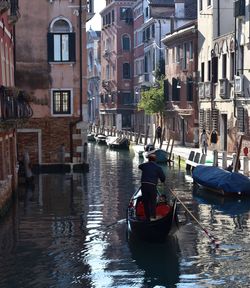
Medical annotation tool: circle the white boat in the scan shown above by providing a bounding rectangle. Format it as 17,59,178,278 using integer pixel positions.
94,134,107,145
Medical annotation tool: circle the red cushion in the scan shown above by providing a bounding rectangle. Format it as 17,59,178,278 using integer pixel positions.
136,201,145,217
156,204,170,216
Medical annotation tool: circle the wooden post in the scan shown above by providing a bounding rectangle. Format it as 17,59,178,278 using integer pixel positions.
213,150,218,166
243,156,249,176
234,135,243,172
144,125,150,146
222,151,227,169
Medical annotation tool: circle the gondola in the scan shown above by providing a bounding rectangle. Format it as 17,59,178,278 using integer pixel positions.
127,188,178,242
192,165,250,197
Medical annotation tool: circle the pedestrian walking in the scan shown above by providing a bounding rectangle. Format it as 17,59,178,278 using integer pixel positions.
156,126,162,144
138,153,165,221
210,130,218,151
200,129,208,155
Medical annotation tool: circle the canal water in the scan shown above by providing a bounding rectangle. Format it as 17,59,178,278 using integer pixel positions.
0,143,250,287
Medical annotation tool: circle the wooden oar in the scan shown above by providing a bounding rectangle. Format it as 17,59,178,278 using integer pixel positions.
106,218,126,228
168,188,220,248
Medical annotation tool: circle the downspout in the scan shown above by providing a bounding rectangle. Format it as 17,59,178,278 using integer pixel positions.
79,0,83,121
234,10,237,118
217,0,220,37
70,0,83,162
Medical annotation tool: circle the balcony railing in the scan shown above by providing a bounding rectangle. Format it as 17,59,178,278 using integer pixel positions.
0,86,33,122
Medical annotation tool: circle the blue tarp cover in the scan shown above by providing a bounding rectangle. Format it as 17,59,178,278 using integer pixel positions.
192,165,250,195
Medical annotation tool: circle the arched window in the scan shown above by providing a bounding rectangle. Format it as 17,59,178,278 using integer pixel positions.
122,35,130,51
48,18,75,62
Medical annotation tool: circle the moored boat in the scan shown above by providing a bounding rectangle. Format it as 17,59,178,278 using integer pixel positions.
192,165,250,196
143,148,170,163
108,136,130,150
94,134,107,145
87,133,96,142
127,188,178,242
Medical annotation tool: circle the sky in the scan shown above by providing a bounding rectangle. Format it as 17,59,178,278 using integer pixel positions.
86,0,106,31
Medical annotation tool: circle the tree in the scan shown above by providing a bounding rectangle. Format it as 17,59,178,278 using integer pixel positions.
138,78,165,123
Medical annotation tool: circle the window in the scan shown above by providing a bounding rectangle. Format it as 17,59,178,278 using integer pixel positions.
48,18,75,62
208,60,211,81
189,42,193,60
164,79,169,101
122,35,130,51
120,7,131,20
187,77,193,101
176,46,181,62
52,90,71,115
121,92,133,105
152,24,155,38
123,63,131,79
222,54,227,78
212,56,218,83
201,62,205,82
230,52,235,80
183,43,188,69
172,78,180,101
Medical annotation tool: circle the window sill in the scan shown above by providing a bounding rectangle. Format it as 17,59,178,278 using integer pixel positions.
52,113,73,117
49,61,75,65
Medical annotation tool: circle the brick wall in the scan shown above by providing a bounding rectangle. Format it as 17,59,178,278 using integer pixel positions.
17,117,82,165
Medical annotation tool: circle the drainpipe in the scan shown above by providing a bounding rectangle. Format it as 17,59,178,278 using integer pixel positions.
79,0,83,121
234,10,237,118
217,0,220,37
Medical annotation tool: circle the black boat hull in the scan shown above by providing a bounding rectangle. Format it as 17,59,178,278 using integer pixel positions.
127,191,177,243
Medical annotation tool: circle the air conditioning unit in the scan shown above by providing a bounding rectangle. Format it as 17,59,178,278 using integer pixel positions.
204,82,212,97
198,83,205,98
234,75,243,94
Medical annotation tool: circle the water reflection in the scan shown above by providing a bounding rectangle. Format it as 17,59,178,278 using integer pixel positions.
128,236,180,287
0,143,250,287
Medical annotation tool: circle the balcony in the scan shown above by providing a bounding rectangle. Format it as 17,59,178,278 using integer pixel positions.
0,86,33,123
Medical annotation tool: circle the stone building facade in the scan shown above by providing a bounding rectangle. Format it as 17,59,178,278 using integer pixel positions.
15,0,91,167
162,20,198,146
0,0,21,216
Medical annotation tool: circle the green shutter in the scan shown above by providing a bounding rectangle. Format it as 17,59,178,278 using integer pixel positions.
47,33,54,62
69,33,76,62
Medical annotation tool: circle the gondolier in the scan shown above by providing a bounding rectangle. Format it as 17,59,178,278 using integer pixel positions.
138,153,165,221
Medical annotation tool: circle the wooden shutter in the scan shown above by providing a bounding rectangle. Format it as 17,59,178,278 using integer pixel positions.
69,33,76,62
47,33,54,62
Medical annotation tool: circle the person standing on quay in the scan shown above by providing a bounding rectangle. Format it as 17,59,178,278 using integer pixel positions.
156,126,162,144
138,153,165,221
200,129,208,155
